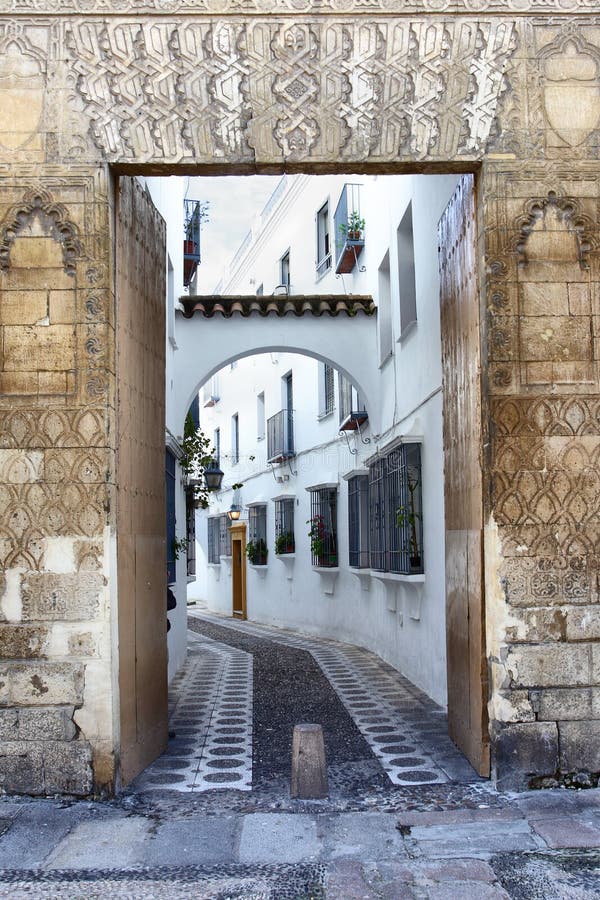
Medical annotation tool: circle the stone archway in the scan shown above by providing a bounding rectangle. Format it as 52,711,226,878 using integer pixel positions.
0,5,599,794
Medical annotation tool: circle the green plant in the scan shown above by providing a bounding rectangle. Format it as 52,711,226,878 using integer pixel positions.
275,531,295,555
172,536,188,560
246,538,268,565
339,210,365,240
307,515,336,565
180,412,215,508
396,476,421,563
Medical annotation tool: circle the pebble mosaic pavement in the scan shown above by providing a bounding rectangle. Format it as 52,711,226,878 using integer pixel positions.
135,610,479,796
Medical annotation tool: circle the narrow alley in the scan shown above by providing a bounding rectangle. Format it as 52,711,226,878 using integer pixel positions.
0,612,599,898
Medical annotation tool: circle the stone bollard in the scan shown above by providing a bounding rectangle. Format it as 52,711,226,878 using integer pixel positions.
290,724,328,799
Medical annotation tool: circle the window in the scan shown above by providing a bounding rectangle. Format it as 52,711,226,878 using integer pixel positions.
219,514,232,557
348,475,369,568
166,448,176,583
318,363,335,417
316,201,331,278
213,428,220,465
397,202,417,336
186,492,196,577
368,443,423,575
257,392,265,441
231,413,239,465
378,249,393,364
248,505,267,565
274,498,295,554
280,250,290,288
339,374,352,425
207,517,220,564
308,487,338,568
203,375,219,407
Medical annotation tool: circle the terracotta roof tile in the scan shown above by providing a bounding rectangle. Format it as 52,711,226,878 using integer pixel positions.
179,295,375,319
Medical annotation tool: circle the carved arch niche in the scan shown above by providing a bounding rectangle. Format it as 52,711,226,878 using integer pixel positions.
0,189,81,399
515,192,598,392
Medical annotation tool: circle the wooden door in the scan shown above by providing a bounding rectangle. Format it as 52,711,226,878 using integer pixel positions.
438,174,490,776
231,522,247,619
115,177,168,784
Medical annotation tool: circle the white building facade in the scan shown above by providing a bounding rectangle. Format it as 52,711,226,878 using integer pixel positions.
189,172,460,707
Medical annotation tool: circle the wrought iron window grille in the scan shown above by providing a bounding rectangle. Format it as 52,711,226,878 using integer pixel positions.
308,487,338,568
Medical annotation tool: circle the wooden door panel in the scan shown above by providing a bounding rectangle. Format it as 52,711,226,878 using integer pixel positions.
116,177,168,785
439,174,489,777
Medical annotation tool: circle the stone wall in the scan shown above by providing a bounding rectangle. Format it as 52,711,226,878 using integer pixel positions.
0,3,599,793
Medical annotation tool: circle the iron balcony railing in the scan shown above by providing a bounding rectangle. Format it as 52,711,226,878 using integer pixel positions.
267,409,295,463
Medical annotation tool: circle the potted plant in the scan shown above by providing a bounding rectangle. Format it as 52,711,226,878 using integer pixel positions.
246,538,268,565
339,210,365,241
396,476,422,571
307,514,337,567
275,531,295,555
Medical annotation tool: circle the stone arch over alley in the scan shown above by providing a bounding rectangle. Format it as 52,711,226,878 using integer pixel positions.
0,2,599,796
173,294,380,436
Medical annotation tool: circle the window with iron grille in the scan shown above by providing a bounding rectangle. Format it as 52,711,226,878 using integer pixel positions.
318,363,335,417
248,505,268,564
348,475,369,568
308,488,338,567
219,514,232,557
207,517,220,564
368,444,423,575
186,492,196,577
231,413,239,465
339,374,353,424
166,449,177,583
274,498,295,554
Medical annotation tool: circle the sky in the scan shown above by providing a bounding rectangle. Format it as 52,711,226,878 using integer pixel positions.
186,175,279,294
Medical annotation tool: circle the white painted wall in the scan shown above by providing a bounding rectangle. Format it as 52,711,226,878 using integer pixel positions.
188,172,460,707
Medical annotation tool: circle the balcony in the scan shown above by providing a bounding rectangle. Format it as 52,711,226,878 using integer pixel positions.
183,199,203,288
334,184,365,275
267,409,295,463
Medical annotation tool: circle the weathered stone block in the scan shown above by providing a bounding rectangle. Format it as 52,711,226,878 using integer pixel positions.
567,607,600,642
41,741,93,795
21,573,103,621
493,722,558,790
506,644,592,688
18,706,77,741
559,721,600,773
538,688,594,721
0,742,44,794
0,624,48,658
0,708,18,740
0,291,48,325
0,661,84,706
505,607,566,643
3,324,75,372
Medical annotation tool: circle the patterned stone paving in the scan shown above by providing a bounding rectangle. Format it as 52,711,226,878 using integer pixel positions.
133,632,252,793
188,610,468,787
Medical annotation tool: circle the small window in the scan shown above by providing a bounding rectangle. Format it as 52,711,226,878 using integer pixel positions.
397,203,417,336
231,413,239,465
308,487,338,568
166,449,177,583
348,475,369,568
207,517,220,564
378,249,393,364
248,505,268,565
318,363,335,417
203,375,220,407
213,428,220,465
280,250,290,288
219,514,232,557
316,202,331,278
274,498,295,554
257,392,265,441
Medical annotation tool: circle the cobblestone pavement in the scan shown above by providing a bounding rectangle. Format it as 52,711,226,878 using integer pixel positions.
1,611,599,897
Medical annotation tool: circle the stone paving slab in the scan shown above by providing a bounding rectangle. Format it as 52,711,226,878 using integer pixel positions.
530,816,600,850
321,812,405,861
239,813,320,864
0,802,87,869
405,819,544,859
46,816,154,869
141,815,240,866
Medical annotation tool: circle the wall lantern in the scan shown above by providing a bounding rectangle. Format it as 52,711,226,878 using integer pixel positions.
204,459,224,492
227,503,242,521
